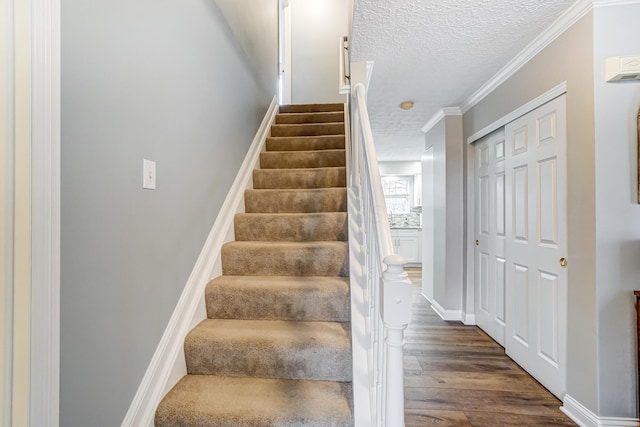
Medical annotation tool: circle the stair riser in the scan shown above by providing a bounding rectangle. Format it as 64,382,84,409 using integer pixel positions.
185,344,352,382
205,279,350,321
271,123,345,137
184,324,352,381
275,112,344,124
155,377,354,427
266,136,345,151
244,189,347,213
221,243,349,276
253,168,346,190
279,103,344,113
234,213,348,241
260,151,345,169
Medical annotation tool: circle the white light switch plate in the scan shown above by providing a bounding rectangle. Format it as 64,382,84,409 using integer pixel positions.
143,159,156,190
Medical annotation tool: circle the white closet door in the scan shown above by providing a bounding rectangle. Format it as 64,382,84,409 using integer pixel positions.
504,95,567,398
474,130,506,346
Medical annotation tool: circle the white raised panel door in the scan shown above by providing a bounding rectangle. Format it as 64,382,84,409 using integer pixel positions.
474,130,506,346
504,95,567,399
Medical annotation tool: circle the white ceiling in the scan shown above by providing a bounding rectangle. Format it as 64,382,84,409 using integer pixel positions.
351,0,576,161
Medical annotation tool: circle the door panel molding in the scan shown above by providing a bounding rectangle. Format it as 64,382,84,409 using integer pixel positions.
473,129,506,345
505,95,567,399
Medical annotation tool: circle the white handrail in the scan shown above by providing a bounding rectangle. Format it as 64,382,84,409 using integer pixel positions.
352,84,393,259
348,81,412,427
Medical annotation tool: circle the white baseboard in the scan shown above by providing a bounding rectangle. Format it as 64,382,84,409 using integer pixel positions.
561,394,640,427
430,300,463,322
121,97,279,427
462,312,476,325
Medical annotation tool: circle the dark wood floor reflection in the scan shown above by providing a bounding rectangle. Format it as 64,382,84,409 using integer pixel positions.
404,268,576,427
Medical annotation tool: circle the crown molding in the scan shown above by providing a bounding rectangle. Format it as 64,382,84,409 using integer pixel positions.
421,106,462,134
416,0,639,136
593,0,640,6
442,107,463,116
421,109,444,133
461,0,592,113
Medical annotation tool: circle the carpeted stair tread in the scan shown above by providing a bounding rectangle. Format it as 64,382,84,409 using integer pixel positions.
155,375,353,427
221,241,348,276
184,319,352,380
270,122,345,137
244,188,347,213
253,167,346,189
205,275,350,321
279,103,344,113
234,212,348,241
266,135,345,151
275,111,344,124
260,149,346,169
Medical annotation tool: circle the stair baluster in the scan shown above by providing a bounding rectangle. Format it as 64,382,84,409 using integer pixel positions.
348,78,412,426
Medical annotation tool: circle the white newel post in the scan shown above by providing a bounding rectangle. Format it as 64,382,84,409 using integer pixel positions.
381,255,412,427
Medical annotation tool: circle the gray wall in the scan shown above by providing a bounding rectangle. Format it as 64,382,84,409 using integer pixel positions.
214,0,279,98
290,0,348,104
426,120,447,306
593,4,640,418
60,0,273,425
464,13,598,413
425,115,464,312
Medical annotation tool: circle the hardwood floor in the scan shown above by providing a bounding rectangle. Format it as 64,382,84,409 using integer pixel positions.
403,268,576,426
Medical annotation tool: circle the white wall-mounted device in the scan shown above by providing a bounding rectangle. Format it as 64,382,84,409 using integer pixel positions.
605,55,640,82
143,159,156,190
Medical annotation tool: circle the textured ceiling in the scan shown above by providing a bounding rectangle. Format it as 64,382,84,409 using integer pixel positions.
351,0,576,161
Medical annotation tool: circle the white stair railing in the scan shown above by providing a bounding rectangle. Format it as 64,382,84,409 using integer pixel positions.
347,81,413,426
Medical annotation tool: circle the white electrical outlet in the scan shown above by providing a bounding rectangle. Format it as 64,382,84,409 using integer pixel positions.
143,159,156,190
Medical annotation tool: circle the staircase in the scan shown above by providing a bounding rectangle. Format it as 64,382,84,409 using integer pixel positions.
155,103,353,426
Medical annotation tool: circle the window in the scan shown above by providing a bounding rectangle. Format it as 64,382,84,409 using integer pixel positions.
382,176,413,214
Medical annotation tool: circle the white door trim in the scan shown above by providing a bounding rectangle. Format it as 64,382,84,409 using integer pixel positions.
278,0,292,104
467,81,567,144
30,0,61,425
1,0,17,422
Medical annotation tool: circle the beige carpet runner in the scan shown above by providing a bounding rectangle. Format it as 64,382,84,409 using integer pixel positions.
155,103,353,426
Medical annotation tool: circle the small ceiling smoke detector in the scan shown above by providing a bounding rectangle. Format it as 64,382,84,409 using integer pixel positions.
399,101,414,110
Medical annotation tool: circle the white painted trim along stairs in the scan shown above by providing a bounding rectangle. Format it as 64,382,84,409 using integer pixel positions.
121,97,279,427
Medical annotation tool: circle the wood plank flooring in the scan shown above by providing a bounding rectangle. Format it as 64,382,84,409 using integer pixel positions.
404,268,576,426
